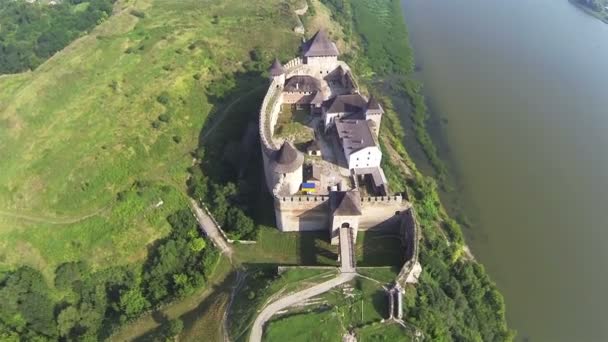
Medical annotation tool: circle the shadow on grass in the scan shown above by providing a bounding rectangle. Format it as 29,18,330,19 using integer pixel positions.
359,229,404,267
133,270,238,342
298,231,338,266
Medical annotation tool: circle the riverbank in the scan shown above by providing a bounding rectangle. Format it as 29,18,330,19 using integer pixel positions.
569,0,608,23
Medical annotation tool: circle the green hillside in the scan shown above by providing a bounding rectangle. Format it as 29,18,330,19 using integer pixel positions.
0,0,299,274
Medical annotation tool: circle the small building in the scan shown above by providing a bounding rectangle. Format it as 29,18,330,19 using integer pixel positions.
322,94,368,128
335,120,382,170
282,75,323,113
329,190,362,245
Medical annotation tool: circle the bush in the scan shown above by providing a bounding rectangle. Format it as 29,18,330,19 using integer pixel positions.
156,91,170,105
172,135,182,144
158,113,170,123
130,9,146,19
151,121,161,129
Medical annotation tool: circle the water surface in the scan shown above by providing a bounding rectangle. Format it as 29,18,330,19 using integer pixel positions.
401,0,608,340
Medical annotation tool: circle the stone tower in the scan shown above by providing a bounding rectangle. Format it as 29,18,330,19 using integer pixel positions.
268,58,286,86
269,141,304,195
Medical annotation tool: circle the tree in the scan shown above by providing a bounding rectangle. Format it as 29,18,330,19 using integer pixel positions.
119,287,149,320
189,237,206,252
166,318,183,338
55,261,86,290
57,306,80,338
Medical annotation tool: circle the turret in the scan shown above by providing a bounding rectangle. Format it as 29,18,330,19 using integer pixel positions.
301,29,340,72
268,58,286,86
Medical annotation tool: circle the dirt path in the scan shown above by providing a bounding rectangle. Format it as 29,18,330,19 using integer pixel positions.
248,272,356,342
0,207,107,225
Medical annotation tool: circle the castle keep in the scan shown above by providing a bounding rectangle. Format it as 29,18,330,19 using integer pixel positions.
259,30,412,244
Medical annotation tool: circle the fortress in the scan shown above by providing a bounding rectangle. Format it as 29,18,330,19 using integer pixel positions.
259,30,413,245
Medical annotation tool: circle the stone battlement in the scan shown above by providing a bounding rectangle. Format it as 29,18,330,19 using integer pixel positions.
361,195,403,203
277,195,330,203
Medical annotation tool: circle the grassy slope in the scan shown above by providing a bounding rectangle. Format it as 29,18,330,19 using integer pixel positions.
0,0,300,277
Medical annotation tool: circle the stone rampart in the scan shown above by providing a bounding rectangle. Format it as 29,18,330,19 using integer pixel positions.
274,195,330,231
358,195,411,231
396,208,421,286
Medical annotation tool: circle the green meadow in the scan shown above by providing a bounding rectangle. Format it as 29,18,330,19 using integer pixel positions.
0,0,302,276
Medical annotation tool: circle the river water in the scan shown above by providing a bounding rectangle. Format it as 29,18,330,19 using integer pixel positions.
400,0,608,340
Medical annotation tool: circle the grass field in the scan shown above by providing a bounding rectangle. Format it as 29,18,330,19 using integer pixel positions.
0,0,303,277
234,227,338,266
355,231,404,267
356,322,412,342
264,310,343,342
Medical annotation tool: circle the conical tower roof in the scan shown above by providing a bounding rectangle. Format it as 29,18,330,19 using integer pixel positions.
367,96,381,110
269,141,304,173
302,29,339,57
269,58,285,76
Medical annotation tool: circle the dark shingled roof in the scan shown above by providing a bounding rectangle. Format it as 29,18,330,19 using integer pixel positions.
269,58,285,76
335,119,378,153
331,191,362,216
302,30,340,57
323,94,367,114
367,96,381,110
269,141,304,173
284,75,322,93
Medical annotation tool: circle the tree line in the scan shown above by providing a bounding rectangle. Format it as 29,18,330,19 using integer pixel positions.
0,184,218,341
0,0,116,75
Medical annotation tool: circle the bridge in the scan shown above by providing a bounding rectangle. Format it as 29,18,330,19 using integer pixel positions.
339,226,356,273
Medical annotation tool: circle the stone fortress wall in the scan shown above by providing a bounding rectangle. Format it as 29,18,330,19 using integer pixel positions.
273,194,411,232
258,36,411,233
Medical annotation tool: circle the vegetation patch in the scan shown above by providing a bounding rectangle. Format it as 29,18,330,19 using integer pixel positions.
264,309,343,342
0,0,116,74
228,267,337,342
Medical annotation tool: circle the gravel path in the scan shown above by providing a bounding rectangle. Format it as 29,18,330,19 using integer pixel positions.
248,272,356,342
189,199,232,257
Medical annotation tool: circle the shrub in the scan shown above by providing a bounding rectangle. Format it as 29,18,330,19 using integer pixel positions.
156,91,170,105
151,121,161,129
130,10,146,19
193,73,202,80
158,113,170,123
172,135,182,144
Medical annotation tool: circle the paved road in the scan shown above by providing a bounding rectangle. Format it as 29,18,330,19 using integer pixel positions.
248,272,356,342
189,199,232,257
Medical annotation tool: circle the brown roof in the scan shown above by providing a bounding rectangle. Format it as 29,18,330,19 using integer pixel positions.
310,91,324,104
270,141,304,173
335,119,378,153
302,30,340,57
331,191,362,216
284,75,322,93
269,58,285,76
365,96,383,114
323,94,367,114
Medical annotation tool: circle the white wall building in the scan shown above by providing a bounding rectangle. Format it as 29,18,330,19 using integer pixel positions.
335,120,382,170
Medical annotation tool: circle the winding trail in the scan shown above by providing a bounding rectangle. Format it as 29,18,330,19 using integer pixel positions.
248,272,356,342
0,207,107,225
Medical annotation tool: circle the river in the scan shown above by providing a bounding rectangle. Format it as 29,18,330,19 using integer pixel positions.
400,0,608,340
